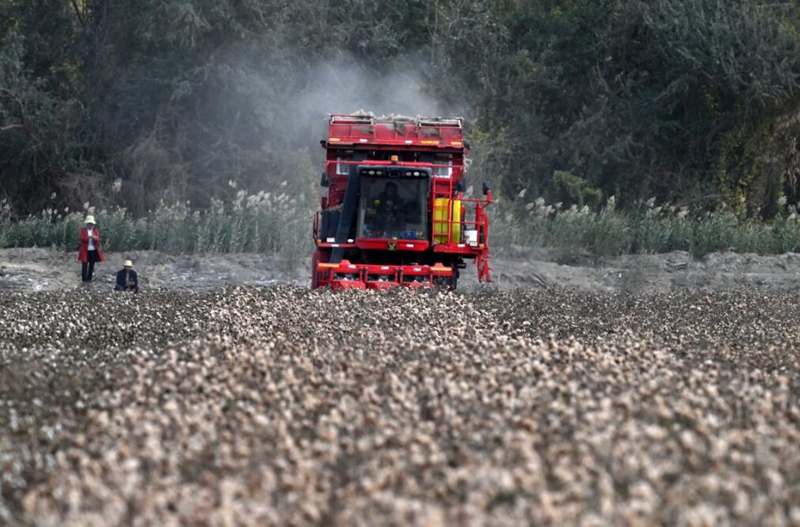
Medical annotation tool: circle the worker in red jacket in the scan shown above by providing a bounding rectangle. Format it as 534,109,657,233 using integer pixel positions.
78,215,105,284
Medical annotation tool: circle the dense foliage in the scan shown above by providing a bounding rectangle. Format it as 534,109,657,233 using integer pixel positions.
1,0,800,219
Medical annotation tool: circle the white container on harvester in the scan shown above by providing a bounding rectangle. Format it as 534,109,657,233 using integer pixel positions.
465,230,478,246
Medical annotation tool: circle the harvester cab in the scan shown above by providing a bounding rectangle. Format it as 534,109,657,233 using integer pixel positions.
311,113,492,290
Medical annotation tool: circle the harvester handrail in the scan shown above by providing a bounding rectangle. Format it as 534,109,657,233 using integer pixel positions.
431,194,492,248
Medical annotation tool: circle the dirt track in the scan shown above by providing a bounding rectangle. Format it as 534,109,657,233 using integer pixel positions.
2,287,799,526
2,247,800,292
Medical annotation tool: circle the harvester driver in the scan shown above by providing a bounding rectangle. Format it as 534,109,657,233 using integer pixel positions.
375,181,406,234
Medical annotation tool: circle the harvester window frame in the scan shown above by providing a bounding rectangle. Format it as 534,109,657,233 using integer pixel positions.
433,154,453,178
356,173,429,241
335,152,353,175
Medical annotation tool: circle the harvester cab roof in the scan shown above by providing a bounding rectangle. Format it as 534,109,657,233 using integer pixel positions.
311,113,492,290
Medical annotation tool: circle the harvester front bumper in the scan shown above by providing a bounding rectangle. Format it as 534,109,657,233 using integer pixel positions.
316,260,454,290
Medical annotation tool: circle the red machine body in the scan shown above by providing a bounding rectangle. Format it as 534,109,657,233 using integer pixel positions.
311,113,492,290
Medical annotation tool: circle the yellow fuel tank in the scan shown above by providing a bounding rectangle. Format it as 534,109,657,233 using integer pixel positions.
433,198,461,244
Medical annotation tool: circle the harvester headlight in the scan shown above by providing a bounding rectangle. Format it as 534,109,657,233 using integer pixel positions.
413,171,420,176
369,170,375,175
376,170,383,175
405,171,412,176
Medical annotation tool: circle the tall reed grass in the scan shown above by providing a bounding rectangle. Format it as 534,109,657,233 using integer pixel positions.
491,195,800,258
0,190,313,259
2,193,800,259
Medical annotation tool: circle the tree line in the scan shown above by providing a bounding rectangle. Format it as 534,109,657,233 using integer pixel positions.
1,0,799,218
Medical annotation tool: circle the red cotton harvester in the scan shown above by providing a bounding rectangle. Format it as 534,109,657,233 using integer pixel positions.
311,113,493,290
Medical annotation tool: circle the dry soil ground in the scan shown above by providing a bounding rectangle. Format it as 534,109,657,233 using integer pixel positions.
1,286,799,526
3,247,800,292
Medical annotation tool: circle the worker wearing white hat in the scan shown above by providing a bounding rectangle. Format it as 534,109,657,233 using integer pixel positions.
115,259,139,293
78,215,105,284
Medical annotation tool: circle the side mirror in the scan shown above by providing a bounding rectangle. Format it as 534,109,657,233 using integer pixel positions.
482,181,491,196
320,172,329,187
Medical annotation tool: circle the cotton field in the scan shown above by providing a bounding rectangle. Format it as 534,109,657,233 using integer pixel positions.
2,288,799,526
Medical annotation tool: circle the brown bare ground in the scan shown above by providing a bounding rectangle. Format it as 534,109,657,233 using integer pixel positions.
2,247,800,292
